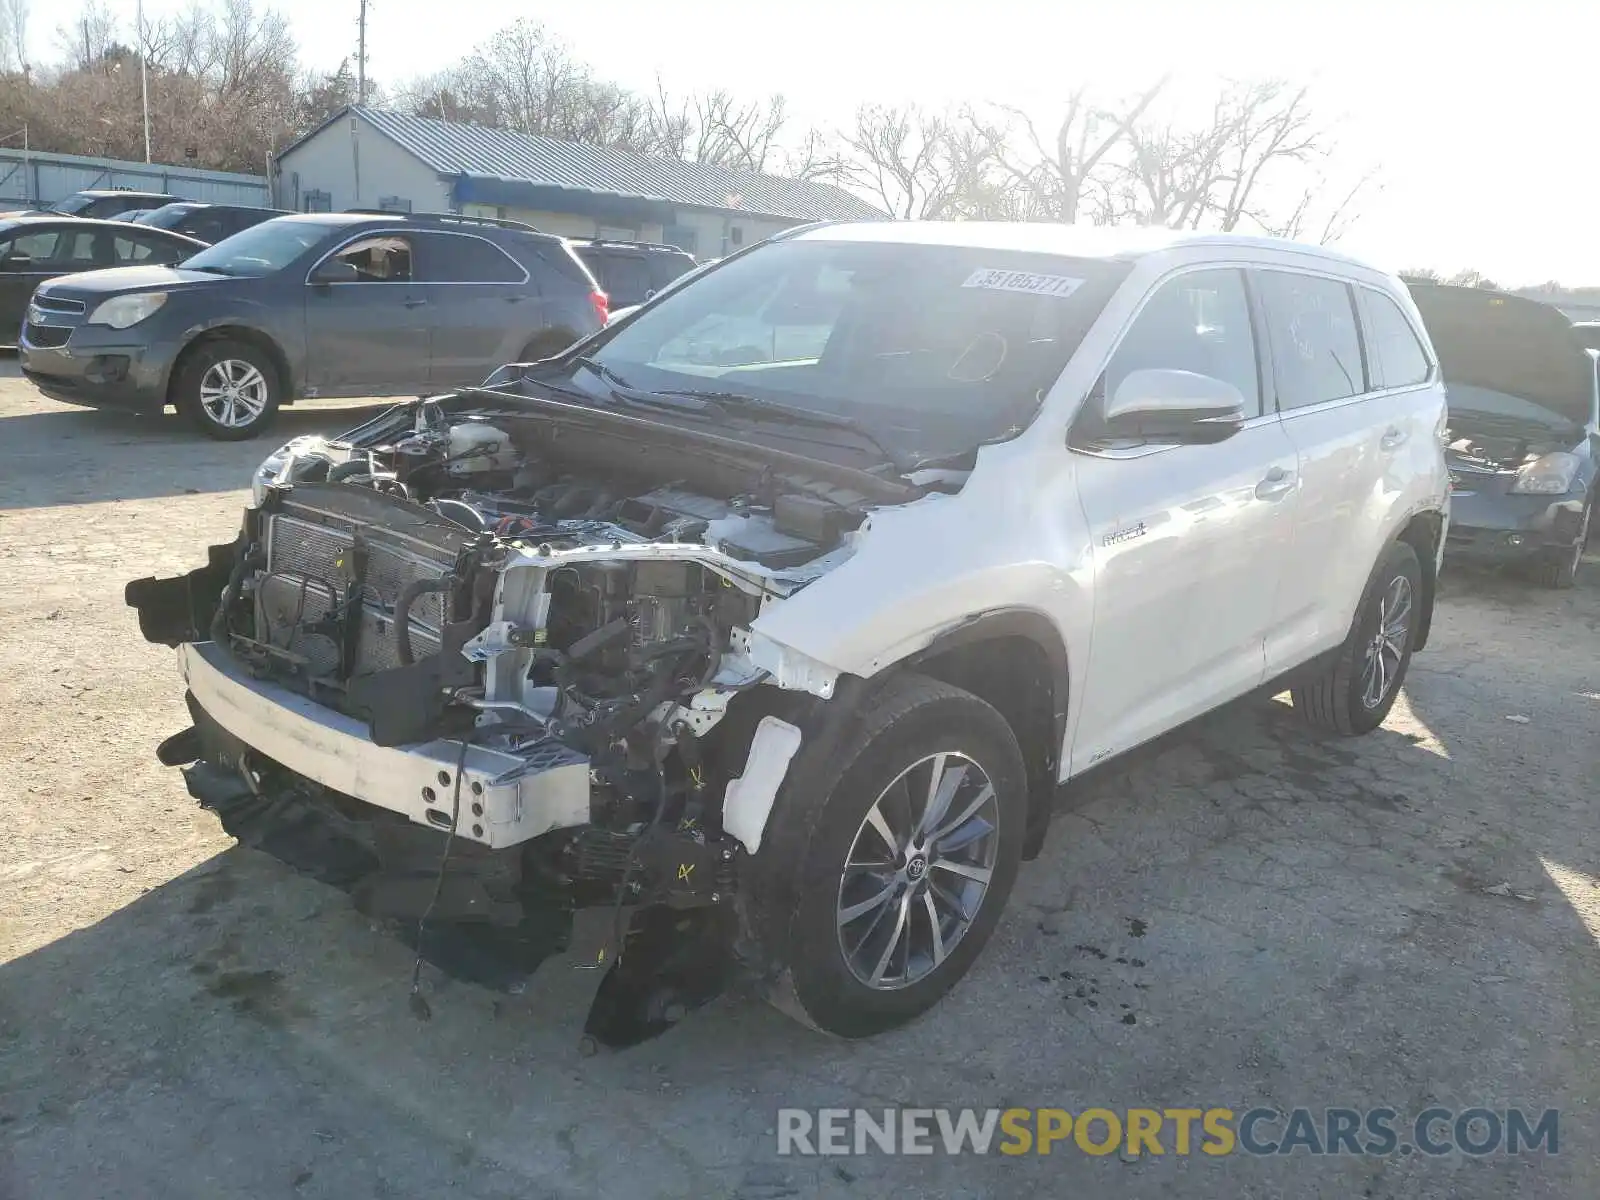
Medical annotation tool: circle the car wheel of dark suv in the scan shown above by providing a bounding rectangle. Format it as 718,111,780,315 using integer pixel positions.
173,338,282,440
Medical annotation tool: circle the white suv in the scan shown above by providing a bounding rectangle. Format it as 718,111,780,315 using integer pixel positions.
129,222,1450,1045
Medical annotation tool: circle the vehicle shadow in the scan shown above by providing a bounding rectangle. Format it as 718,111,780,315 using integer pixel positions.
4,601,1598,1198
0,402,394,510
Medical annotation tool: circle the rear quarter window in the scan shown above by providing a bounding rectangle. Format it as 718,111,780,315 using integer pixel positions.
539,241,599,290
1361,288,1432,389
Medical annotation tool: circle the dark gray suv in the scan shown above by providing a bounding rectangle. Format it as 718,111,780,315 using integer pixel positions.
20,212,607,439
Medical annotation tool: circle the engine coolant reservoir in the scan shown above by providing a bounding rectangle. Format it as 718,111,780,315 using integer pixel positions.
447,422,517,473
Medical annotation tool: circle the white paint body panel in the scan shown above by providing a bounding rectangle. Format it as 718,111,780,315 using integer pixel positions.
744,228,1451,783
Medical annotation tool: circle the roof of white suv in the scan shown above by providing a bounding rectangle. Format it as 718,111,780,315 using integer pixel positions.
797,220,1376,271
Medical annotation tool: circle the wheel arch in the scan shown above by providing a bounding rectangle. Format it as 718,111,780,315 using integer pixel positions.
167,325,294,407
520,327,579,360
1395,508,1444,651
896,609,1069,860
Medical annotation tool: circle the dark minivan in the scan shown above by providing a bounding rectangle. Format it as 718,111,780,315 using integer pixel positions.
134,202,291,245
21,212,607,439
569,238,697,309
44,190,186,219
1411,283,1598,587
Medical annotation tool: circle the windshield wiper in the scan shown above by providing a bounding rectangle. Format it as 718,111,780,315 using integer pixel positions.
572,356,723,413
638,386,905,467
571,359,905,470
572,356,643,395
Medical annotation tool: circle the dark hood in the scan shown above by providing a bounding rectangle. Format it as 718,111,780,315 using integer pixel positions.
34,265,225,298
1408,283,1595,429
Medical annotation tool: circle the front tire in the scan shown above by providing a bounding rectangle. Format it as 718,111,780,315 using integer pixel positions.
1290,540,1421,735
753,675,1027,1038
173,338,282,440
1527,499,1590,589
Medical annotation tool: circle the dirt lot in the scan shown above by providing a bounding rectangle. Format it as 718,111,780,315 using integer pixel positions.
1,374,1598,1199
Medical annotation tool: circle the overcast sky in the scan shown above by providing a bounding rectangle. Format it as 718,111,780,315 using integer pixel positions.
89,0,1600,285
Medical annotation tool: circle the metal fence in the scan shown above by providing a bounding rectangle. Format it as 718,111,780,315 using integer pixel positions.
0,147,270,210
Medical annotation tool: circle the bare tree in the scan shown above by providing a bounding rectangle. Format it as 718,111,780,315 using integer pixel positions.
981,79,1168,223
775,126,846,184
55,0,117,71
1207,82,1323,232
647,86,789,172
1085,79,1368,242
0,0,28,74
1268,166,1379,245
400,19,655,150
838,103,1004,219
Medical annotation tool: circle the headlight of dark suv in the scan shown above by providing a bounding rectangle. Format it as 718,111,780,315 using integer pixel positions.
87,292,167,330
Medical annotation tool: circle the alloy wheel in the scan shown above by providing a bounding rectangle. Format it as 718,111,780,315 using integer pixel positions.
1360,574,1413,709
836,752,1001,991
199,359,270,428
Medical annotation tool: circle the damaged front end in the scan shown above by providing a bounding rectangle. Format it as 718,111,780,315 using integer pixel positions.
127,393,905,1047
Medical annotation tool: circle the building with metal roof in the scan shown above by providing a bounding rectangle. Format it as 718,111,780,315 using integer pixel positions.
272,106,884,259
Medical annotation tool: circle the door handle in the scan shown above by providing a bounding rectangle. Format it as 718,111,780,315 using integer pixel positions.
1255,468,1296,501
404,297,428,309
503,295,524,303
1380,427,1408,450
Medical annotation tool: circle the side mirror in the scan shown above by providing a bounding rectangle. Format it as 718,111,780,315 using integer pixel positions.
310,259,361,285
1102,368,1246,444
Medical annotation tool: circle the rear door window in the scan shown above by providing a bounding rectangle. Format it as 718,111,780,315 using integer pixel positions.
602,254,651,306
3,230,62,267
417,232,524,283
185,213,229,244
1361,289,1432,389
53,229,112,270
114,232,189,265
1256,270,1366,409
650,255,695,294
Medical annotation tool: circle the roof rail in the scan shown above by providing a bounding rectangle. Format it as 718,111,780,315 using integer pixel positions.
569,237,691,254
341,208,539,232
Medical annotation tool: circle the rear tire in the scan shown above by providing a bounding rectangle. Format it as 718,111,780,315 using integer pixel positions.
751,674,1027,1038
1290,540,1421,735
172,338,281,441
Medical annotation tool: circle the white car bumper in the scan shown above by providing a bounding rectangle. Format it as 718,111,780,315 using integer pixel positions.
179,640,591,848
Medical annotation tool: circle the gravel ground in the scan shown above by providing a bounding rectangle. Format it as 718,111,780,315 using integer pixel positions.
2,376,1598,1200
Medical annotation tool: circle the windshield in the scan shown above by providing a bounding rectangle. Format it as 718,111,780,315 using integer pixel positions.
556,237,1128,460
48,194,94,215
138,205,192,230
181,218,341,277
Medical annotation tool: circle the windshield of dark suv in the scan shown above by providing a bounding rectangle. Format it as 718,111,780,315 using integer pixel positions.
47,194,96,215
138,204,198,230
181,218,343,277
558,237,1128,461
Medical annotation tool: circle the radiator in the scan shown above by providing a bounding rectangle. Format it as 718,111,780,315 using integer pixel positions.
258,507,456,678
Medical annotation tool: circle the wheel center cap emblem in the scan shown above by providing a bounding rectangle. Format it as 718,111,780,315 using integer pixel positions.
906,855,928,881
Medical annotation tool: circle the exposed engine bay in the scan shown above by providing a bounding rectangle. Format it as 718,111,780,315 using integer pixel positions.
1445,424,1571,474
127,393,919,1047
